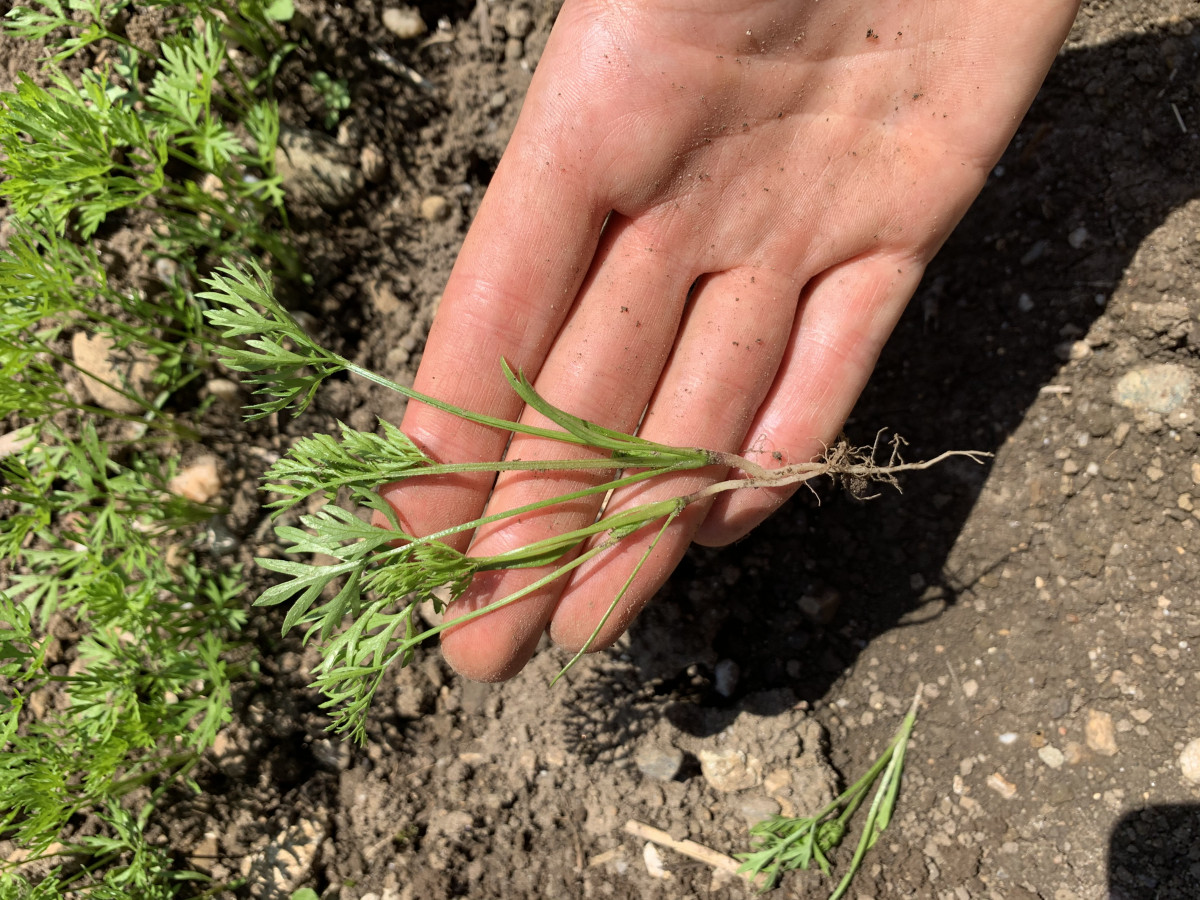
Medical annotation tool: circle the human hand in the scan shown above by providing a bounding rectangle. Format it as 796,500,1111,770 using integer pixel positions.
382,0,1081,681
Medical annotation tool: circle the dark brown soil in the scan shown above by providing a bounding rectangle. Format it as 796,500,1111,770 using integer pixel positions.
10,1,1200,898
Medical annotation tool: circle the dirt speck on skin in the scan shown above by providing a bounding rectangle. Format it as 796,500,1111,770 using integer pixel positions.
10,0,1200,898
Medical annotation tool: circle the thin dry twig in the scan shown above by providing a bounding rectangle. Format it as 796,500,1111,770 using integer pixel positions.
624,819,769,889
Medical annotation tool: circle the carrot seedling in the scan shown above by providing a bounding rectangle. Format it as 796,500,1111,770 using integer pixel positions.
206,265,983,746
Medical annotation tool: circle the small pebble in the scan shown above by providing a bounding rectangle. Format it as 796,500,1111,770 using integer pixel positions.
382,6,427,39
634,744,683,782
1055,340,1091,361
961,678,979,699
1179,738,1200,784
153,256,180,284
204,377,240,406
1068,226,1089,249
1017,293,1035,312
336,115,362,147
798,588,841,625
1113,364,1194,415
71,331,155,414
642,842,670,880
205,517,238,557
1038,745,1065,769
169,457,222,504
1085,709,1118,757
420,195,450,221
360,144,387,183
986,773,1018,799
698,748,757,793
713,659,739,697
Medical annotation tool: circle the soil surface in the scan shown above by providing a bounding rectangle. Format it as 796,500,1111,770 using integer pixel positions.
10,1,1200,898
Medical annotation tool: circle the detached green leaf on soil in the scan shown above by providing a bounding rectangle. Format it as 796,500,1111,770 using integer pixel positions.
738,685,923,895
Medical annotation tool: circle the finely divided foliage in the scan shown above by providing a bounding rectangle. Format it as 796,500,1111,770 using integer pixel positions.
0,0,292,895
202,263,715,737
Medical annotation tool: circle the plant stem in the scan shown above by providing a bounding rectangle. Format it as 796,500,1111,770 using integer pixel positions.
828,684,922,900
550,508,679,684
340,357,639,448
383,537,618,653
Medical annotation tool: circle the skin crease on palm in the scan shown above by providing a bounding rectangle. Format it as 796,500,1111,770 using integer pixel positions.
378,0,1083,682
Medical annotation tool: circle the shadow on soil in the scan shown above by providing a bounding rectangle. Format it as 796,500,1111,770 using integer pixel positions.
564,17,1200,744
1108,804,1200,898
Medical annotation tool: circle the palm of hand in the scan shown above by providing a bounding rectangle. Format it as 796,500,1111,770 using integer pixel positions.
385,0,1079,680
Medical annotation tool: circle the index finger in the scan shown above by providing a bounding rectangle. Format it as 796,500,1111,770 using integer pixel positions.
383,130,606,546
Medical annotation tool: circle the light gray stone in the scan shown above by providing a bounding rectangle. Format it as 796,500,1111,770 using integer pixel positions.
71,331,155,413
635,743,684,782
1038,745,1065,769
713,659,740,698
275,126,364,210
699,748,758,793
1113,364,1194,414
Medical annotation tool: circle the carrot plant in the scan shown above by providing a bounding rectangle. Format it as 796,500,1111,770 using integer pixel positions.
0,0,295,894
204,264,984,747
739,686,923,896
